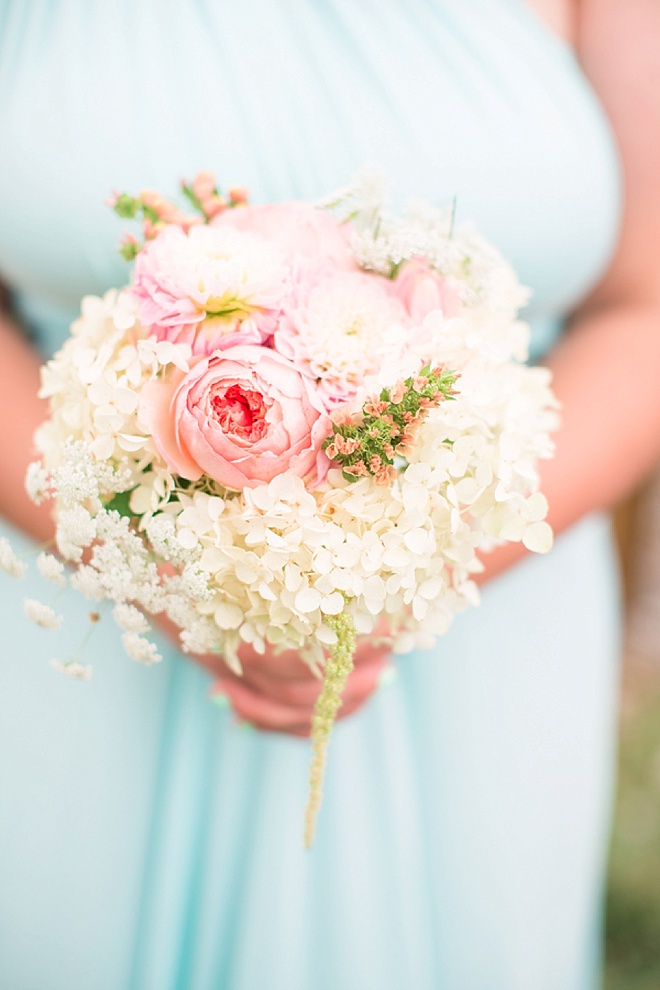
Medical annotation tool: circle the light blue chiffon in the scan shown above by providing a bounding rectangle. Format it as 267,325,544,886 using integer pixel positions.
0,3,621,988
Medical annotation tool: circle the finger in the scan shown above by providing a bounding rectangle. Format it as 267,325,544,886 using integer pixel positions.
352,641,392,666
343,655,388,703
223,652,387,709
192,649,311,684
233,670,324,708
236,643,316,679
234,640,392,677
216,677,314,735
286,676,390,736
266,678,392,737
215,654,390,733
206,640,392,686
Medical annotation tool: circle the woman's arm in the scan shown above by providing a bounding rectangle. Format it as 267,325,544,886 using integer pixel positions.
476,0,660,583
0,311,54,542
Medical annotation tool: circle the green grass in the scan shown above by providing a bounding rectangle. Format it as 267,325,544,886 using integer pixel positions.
605,673,660,990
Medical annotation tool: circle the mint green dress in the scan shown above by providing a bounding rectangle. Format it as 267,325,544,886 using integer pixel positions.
0,3,621,988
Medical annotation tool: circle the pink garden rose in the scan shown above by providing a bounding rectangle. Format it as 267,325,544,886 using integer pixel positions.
213,202,356,271
131,224,290,355
273,266,409,411
139,345,332,490
391,259,461,323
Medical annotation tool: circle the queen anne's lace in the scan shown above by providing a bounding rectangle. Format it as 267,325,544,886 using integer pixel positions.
50,660,93,680
36,552,67,586
23,178,558,672
0,538,27,579
23,599,64,630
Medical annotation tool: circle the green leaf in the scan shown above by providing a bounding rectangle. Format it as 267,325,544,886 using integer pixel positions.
112,193,139,219
119,241,140,261
104,489,136,518
181,183,205,216
142,204,159,224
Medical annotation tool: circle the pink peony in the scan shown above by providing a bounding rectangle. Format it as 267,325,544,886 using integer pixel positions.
274,267,409,411
138,346,332,490
390,259,461,323
213,202,356,271
131,224,290,355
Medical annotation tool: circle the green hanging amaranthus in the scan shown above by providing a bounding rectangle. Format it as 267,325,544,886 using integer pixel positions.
304,608,357,849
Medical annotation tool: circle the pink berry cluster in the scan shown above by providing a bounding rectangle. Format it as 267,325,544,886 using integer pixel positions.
110,172,249,260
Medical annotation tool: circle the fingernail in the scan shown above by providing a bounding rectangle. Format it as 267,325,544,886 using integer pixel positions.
378,664,398,689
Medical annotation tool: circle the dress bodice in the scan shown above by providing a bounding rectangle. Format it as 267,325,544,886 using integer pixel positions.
0,0,620,360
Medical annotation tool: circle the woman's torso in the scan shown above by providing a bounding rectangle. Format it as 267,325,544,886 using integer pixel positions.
0,0,619,360
0,6,622,988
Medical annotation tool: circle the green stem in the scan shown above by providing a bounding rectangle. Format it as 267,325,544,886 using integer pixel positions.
304,611,356,849
65,603,108,668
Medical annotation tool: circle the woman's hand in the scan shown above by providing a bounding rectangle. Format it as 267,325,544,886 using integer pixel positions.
207,637,391,736
156,611,390,736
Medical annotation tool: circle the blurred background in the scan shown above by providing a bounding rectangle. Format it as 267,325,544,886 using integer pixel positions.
606,469,660,990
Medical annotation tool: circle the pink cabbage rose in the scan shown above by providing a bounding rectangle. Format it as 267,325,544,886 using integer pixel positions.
131,224,290,355
274,266,409,411
213,202,356,271
139,345,332,490
391,259,461,323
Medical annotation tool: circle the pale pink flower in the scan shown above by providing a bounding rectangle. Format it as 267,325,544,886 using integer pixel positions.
227,187,249,205
138,346,332,491
390,259,461,322
191,171,217,202
131,225,290,355
140,189,188,226
213,202,356,270
274,267,409,410
374,464,397,486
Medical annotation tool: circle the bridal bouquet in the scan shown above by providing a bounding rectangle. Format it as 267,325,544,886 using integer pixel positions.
13,172,558,843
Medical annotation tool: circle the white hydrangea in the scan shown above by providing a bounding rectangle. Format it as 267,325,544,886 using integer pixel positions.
37,288,184,471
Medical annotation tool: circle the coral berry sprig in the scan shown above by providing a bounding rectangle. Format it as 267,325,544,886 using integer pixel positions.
324,366,459,485
109,171,250,259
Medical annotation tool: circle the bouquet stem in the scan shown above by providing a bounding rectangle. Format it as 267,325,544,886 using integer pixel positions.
304,611,356,849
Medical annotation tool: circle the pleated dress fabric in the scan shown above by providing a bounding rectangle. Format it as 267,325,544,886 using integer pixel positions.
0,2,621,988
